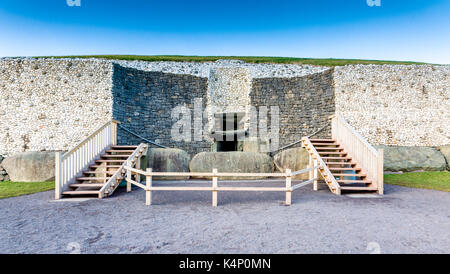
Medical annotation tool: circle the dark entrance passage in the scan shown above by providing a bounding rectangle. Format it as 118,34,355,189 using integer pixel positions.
211,112,246,152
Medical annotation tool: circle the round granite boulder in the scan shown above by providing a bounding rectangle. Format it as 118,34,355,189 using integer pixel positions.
189,152,274,180
437,145,450,170
2,151,56,182
147,148,190,180
376,145,447,172
273,147,310,179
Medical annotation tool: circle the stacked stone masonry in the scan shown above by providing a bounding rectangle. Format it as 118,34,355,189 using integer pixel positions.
112,64,210,156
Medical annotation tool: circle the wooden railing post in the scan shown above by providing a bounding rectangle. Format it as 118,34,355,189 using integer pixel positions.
285,169,292,205
146,168,152,206
136,156,141,184
112,120,118,146
126,161,132,193
313,159,318,191
377,149,384,195
212,168,218,207
55,152,62,200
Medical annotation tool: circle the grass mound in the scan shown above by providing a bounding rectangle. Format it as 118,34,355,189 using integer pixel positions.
36,55,428,67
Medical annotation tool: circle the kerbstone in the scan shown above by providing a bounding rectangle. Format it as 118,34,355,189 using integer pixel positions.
2,151,56,182
437,145,450,170
376,145,447,172
147,148,191,180
273,147,310,179
189,152,274,179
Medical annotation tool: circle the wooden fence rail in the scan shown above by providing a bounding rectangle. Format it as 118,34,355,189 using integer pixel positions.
55,120,119,199
124,165,320,207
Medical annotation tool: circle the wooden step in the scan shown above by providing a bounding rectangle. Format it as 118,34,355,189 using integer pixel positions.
340,186,377,191
111,145,138,149
322,157,352,160
337,180,372,184
95,159,126,163
89,165,122,169
106,150,135,153
69,183,104,188
83,170,116,175
332,173,367,177
76,177,111,181
312,143,338,146
62,190,100,195
329,167,362,171
326,162,357,166
101,154,131,158
315,147,343,151
310,139,335,143
319,152,348,155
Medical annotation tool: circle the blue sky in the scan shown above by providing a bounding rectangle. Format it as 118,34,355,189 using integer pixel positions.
0,0,449,63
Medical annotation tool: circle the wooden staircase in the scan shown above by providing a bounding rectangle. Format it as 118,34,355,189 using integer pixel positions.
62,145,138,198
302,137,381,194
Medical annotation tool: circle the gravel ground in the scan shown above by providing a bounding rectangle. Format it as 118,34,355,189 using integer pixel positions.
0,181,449,254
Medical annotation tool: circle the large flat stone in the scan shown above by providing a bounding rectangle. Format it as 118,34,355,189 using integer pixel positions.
189,152,274,179
2,151,56,182
376,145,447,172
147,148,190,180
273,147,310,179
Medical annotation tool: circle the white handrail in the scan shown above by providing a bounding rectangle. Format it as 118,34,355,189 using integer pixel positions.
331,114,383,194
55,120,119,199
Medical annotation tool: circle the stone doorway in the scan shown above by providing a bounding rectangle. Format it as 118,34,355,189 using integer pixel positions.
211,112,246,152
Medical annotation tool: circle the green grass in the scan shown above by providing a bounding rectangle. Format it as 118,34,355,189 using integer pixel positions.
34,55,429,67
384,171,450,192
0,181,55,199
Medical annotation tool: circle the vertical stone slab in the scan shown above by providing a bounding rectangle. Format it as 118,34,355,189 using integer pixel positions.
206,67,252,134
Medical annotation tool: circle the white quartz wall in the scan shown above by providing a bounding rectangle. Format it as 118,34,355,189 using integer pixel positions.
334,65,450,146
0,59,113,156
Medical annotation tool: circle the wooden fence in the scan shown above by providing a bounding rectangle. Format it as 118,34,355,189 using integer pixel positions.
331,114,384,194
124,165,320,206
55,120,119,199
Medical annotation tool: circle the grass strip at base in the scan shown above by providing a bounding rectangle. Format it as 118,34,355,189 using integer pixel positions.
384,171,450,192
0,181,55,199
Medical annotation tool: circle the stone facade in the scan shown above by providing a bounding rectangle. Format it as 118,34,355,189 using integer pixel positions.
112,65,335,155
334,65,450,146
0,59,448,162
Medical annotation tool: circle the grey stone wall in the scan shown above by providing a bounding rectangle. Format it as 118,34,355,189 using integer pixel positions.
111,64,211,155
250,69,335,149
